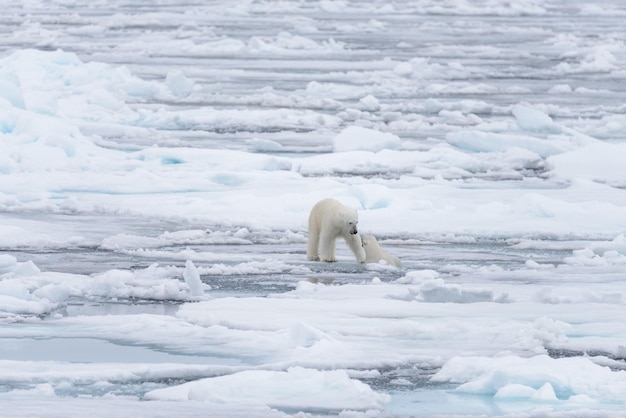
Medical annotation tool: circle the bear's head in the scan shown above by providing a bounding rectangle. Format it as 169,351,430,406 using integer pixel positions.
339,207,359,235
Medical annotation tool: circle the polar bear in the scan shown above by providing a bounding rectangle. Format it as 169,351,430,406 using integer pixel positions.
362,234,402,268
307,198,366,263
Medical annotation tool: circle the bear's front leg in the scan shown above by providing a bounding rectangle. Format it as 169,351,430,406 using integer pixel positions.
347,233,366,263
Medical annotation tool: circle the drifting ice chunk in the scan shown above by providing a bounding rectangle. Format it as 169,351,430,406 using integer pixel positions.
166,70,194,98
393,62,413,77
446,130,564,157
0,254,17,274
433,354,626,404
13,260,41,276
512,105,560,133
532,382,558,401
183,260,204,297
332,126,402,152
144,367,389,411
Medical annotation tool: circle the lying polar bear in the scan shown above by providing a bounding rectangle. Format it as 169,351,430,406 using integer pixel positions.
361,234,402,268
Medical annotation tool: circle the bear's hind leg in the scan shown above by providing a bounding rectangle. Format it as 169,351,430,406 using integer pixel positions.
307,227,321,261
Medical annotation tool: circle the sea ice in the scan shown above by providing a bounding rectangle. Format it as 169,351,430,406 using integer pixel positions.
165,70,194,98
183,260,205,297
332,126,403,152
144,367,390,411
433,354,626,404
1,1,626,417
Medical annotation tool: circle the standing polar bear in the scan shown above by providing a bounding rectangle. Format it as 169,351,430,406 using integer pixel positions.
307,198,366,263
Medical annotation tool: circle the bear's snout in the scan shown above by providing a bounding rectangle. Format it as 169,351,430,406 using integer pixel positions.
349,224,358,235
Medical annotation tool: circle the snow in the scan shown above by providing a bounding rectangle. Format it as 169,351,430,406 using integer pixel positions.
1,0,626,417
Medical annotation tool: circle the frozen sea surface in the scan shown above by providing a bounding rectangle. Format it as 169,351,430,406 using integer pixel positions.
1,0,626,417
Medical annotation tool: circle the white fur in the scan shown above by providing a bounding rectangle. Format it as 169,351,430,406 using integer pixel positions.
307,198,366,263
362,234,402,268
